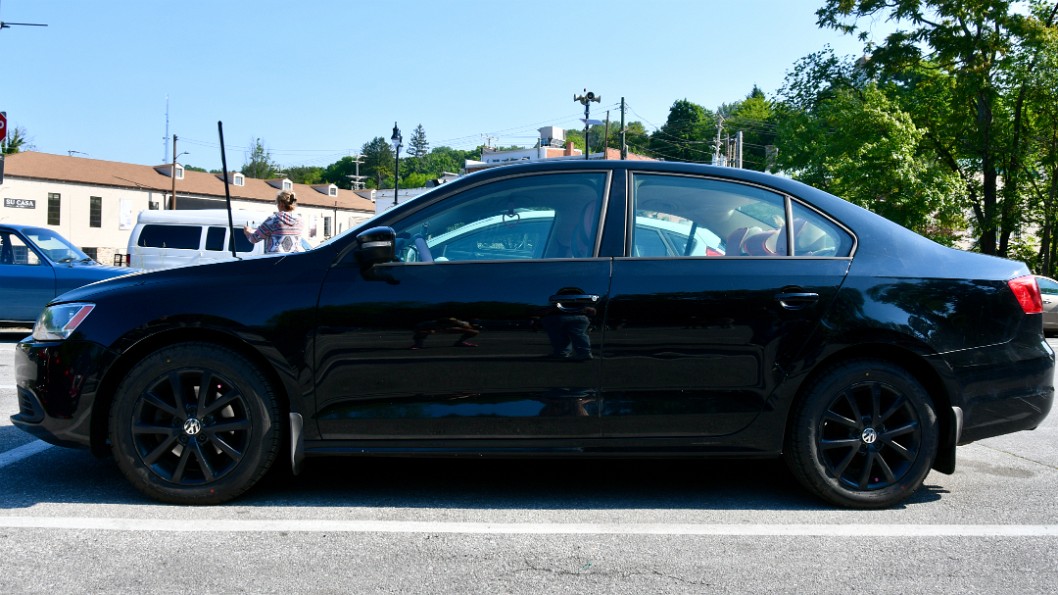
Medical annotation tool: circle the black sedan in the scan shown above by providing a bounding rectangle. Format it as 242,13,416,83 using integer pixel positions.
13,160,1054,508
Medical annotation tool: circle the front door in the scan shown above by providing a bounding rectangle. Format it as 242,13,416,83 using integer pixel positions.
314,171,613,442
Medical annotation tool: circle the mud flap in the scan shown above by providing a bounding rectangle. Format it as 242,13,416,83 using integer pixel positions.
290,412,304,476
933,406,963,475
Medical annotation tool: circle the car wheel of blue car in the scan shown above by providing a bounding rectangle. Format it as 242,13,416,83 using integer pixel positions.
785,359,938,509
109,342,282,504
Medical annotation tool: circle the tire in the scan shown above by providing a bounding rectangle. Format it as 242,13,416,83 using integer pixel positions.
109,342,281,504
785,359,938,509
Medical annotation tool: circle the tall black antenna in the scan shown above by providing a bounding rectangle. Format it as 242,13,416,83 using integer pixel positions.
0,0,48,30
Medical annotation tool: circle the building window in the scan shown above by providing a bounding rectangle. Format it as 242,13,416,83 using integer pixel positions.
329,186,337,197
324,217,332,237
90,196,102,228
234,173,245,186
48,193,61,225
82,247,98,262
282,180,293,191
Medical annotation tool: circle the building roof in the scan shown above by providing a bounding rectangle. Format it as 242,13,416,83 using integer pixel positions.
3,151,375,212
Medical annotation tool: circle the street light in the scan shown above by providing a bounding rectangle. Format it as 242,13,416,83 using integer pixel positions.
169,148,189,210
390,122,402,206
574,90,601,160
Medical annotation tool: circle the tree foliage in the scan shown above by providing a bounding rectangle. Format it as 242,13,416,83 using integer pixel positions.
408,124,429,159
241,137,279,179
1,125,33,154
285,165,325,185
648,99,716,163
815,0,1058,255
360,136,395,189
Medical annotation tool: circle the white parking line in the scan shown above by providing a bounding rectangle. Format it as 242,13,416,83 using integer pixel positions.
0,517,1056,536
0,440,54,468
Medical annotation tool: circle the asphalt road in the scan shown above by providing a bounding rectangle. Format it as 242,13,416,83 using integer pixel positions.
1,329,1056,594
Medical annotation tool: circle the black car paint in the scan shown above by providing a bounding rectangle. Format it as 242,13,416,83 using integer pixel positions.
12,161,1054,483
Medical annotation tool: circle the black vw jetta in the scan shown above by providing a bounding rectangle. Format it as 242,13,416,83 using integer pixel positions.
13,160,1054,508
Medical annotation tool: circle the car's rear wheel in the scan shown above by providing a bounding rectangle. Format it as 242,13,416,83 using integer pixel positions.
109,342,281,504
785,359,937,509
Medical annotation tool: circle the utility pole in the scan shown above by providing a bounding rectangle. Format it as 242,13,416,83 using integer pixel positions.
603,111,610,160
713,116,724,166
346,153,366,189
736,130,743,169
620,97,627,160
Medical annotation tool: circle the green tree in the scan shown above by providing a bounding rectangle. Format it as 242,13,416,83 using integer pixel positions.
241,137,279,179
322,156,363,189
775,73,963,236
618,121,651,157
647,99,716,162
1,125,33,154
420,146,470,177
285,165,324,185
361,136,395,189
408,124,429,159
816,0,1056,255
1017,1,1058,273
717,86,778,172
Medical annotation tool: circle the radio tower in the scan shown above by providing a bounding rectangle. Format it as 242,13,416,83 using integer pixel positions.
162,96,170,163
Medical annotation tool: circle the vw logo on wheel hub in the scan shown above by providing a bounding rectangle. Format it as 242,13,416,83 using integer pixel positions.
183,418,203,436
861,427,878,444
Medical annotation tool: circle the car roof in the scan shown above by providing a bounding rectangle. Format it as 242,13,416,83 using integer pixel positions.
0,223,57,235
134,209,275,225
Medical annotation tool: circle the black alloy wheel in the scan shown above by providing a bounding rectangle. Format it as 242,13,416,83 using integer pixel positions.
110,343,281,504
785,359,938,509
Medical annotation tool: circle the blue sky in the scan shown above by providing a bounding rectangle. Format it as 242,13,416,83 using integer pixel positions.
1,0,891,172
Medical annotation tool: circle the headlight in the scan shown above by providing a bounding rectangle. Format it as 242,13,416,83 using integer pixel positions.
32,303,96,341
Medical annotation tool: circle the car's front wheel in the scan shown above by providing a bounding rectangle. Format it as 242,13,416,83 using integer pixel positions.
109,342,281,504
785,359,938,509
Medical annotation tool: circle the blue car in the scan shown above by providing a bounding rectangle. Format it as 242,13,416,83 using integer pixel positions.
0,224,133,325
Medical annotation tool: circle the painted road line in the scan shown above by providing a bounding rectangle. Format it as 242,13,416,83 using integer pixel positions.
0,517,1056,536
0,440,54,468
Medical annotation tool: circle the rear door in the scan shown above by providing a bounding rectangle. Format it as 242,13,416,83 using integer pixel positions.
601,172,854,438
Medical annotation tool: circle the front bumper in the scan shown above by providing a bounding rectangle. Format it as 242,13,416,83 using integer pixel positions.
12,339,115,449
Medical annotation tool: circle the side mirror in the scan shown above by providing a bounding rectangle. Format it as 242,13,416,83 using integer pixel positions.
354,226,396,269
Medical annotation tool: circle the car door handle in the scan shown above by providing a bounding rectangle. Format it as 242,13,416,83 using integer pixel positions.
775,291,819,310
549,294,600,304
549,293,600,313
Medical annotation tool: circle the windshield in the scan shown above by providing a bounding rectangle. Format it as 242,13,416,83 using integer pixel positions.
21,228,95,264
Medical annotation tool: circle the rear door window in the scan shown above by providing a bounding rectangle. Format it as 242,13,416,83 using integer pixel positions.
138,225,201,249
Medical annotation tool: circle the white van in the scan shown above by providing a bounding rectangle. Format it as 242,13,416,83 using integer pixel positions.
127,209,308,271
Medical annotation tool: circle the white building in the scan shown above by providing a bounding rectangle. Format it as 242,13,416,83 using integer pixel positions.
0,152,376,265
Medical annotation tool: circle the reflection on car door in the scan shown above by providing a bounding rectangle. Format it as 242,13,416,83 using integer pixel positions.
0,230,55,323
601,173,852,440
313,172,613,442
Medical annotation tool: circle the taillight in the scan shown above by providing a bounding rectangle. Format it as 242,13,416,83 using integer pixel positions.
1008,275,1043,314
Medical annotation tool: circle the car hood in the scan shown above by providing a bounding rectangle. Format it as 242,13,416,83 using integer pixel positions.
52,254,303,305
